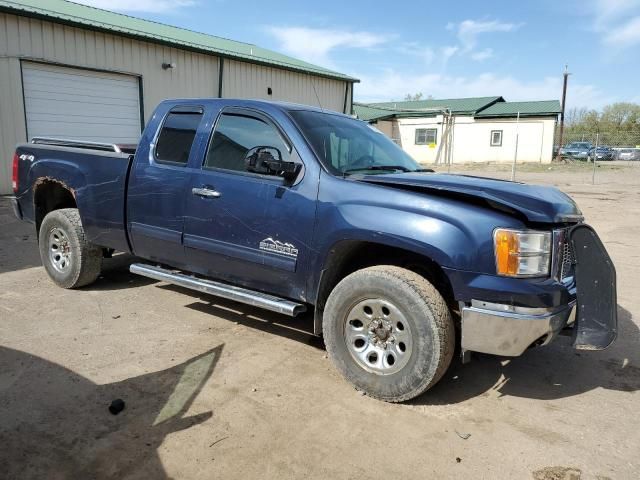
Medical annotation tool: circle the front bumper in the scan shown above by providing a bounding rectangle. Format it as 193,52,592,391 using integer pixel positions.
457,224,617,357
461,300,576,356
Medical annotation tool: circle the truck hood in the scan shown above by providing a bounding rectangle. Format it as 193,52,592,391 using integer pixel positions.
357,173,582,224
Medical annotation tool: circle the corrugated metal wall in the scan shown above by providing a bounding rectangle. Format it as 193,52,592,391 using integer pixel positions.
223,59,350,113
0,12,221,193
0,12,352,194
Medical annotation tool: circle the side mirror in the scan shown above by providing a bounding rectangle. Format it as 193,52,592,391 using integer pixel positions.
244,146,301,182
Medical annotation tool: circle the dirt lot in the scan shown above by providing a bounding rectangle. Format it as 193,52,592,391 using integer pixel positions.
1,163,639,480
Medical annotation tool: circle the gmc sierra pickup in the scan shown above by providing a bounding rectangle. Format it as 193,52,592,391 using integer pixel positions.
11,98,617,402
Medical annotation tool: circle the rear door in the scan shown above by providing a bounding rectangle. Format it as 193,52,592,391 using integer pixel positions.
183,107,317,301
127,105,205,267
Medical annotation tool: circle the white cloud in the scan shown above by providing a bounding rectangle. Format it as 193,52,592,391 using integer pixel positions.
454,19,521,52
265,26,387,68
587,0,640,48
395,42,435,65
603,16,640,47
592,0,640,22
471,48,493,61
73,0,196,13
354,70,610,110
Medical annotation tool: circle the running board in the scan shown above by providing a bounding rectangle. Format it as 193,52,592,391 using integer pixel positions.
129,263,306,317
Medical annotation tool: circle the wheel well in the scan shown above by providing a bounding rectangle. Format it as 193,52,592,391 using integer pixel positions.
34,180,77,236
314,241,457,335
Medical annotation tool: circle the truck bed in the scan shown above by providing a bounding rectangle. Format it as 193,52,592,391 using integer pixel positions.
14,141,135,253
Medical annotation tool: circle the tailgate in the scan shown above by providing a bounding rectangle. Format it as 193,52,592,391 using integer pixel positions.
570,224,617,350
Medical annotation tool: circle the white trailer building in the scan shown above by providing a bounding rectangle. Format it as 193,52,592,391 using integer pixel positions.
355,97,561,165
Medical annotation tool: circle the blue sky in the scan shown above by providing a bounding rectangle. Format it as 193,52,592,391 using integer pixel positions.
77,0,640,109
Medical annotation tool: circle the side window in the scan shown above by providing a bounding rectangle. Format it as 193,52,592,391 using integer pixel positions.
490,130,503,147
154,111,203,165
205,113,290,176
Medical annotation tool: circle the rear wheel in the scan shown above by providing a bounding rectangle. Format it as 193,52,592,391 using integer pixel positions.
323,265,454,402
38,208,102,288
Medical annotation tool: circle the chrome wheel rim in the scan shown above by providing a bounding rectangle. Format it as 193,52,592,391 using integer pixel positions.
344,298,413,375
48,227,72,273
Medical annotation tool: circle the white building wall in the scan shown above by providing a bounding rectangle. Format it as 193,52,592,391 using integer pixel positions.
396,115,557,165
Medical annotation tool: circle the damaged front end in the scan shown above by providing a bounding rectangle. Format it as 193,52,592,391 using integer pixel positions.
570,224,617,350
459,223,617,357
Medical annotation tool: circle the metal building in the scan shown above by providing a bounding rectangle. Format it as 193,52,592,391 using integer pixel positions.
0,0,358,193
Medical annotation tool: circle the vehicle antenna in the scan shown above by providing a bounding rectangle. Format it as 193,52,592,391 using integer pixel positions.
310,75,324,112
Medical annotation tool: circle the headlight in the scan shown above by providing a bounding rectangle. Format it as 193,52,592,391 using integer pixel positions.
494,229,551,277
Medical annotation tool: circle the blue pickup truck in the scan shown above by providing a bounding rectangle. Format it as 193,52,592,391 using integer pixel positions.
10,99,617,402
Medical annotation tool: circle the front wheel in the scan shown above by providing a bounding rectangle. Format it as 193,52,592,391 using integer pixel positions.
323,266,455,402
39,208,103,288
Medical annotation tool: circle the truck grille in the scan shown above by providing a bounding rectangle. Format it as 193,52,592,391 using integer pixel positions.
560,240,575,280
554,228,575,282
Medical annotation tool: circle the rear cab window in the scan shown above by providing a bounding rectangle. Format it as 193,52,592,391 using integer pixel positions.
154,108,204,166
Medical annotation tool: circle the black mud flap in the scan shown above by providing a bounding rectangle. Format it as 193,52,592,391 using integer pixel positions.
570,224,617,350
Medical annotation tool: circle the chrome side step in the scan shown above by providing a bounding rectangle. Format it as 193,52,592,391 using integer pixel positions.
129,263,306,317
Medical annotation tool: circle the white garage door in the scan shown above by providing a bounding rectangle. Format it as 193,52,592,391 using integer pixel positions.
22,62,141,144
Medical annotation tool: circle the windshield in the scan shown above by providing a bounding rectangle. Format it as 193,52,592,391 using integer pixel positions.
567,142,591,149
289,110,423,175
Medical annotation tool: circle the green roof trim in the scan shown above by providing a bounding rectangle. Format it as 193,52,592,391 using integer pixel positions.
474,100,561,117
355,97,561,122
367,96,504,115
0,0,358,82
352,104,402,122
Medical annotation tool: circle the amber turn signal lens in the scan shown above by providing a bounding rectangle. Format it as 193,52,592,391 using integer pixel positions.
494,229,519,276
493,229,551,277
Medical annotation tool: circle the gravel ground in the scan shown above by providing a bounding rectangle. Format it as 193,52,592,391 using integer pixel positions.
1,164,638,480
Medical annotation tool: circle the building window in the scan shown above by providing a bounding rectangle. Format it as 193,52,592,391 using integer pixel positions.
490,130,503,147
415,128,437,145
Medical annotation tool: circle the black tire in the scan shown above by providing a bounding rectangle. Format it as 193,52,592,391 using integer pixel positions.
323,265,454,402
38,208,102,288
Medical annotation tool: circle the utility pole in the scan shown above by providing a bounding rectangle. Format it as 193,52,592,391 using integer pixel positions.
555,65,570,162
511,111,520,181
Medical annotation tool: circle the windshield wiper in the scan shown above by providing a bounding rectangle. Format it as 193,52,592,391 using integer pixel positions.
343,165,435,175
344,165,413,174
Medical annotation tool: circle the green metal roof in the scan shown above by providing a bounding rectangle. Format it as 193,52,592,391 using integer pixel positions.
355,98,561,122
367,96,503,115
0,0,358,82
474,100,561,117
352,104,401,122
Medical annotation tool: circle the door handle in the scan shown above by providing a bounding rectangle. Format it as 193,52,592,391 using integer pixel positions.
192,187,221,198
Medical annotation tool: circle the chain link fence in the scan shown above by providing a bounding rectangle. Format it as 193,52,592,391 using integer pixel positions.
429,126,640,186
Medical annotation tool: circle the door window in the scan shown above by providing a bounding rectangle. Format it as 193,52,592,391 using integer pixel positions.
154,111,203,165
204,113,290,176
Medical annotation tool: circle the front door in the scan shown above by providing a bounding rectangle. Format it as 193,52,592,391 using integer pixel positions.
183,107,317,301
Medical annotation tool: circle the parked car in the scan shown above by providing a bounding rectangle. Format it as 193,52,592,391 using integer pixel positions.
10,98,617,402
559,142,593,160
587,145,614,161
615,148,640,161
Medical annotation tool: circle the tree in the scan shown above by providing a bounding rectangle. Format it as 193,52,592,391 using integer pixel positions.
404,92,424,101
562,102,640,147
